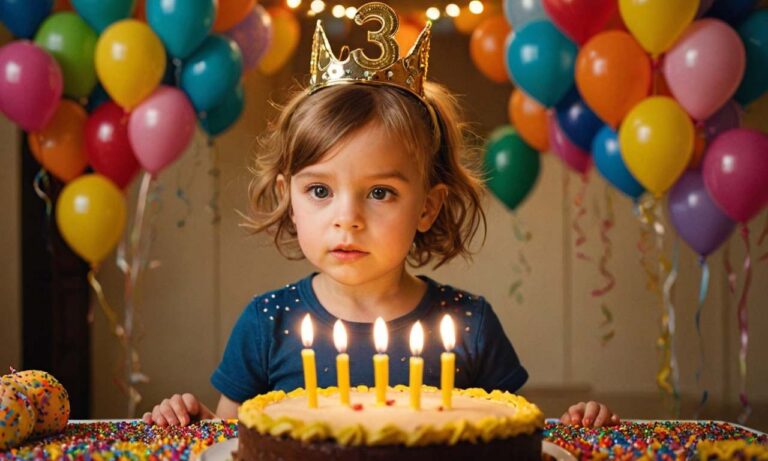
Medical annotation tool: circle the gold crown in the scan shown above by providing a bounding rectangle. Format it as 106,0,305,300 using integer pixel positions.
309,2,440,141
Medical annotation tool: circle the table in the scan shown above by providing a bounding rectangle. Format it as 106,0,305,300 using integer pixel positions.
0,419,765,460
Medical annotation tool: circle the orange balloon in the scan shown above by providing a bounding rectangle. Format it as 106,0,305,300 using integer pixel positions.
214,0,255,32
470,15,511,84
53,0,73,12
652,69,673,97
134,0,146,22
509,89,549,152
259,7,300,75
690,130,707,169
28,100,89,183
575,30,651,127
454,4,500,35
395,21,421,57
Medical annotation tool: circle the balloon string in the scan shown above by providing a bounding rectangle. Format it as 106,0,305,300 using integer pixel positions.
592,184,616,297
634,198,660,293
757,211,768,263
723,241,737,295
207,139,222,224
175,133,203,228
32,169,53,217
572,173,591,262
508,213,532,305
663,238,681,417
694,256,710,418
737,223,752,424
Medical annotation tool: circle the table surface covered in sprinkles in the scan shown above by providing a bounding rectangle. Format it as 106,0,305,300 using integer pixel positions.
0,419,765,460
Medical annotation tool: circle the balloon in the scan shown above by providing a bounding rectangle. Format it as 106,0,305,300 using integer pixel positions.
200,83,244,137
506,20,576,107
133,0,145,20
548,113,591,174
618,0,697,56
503,0,547,29
84,101,140,189
34,12,97,98
554,86,603,152
697,0,716,18
541,0,617,45
619,96,694,196
258,7,299,75
224,4,271,70
669,170,735,256
0,0,53,38
734,10,768,106
0,41,62,131
180,34,242,112
508,88,548,151
663,19,745,121
146,0,216,59
592,125,644,199
702,100,742,141
470,15,511,83
71,0,135,33
56,174,127,266
395,21,420,58
575,30,650,127
454,5,494,34
484,126,540,210
28,100,88,182
53,0,73,12
702,128,768,222
95,19,165,110
213,0,254,32
128,86,196,175
706,0,757,26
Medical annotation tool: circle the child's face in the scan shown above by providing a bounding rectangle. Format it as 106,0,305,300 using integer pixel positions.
285,122,446,287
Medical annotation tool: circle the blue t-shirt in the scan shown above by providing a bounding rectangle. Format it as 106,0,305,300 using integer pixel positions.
211,274,528,403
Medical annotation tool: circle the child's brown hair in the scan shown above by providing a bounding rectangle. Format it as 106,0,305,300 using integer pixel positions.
244,81,486,269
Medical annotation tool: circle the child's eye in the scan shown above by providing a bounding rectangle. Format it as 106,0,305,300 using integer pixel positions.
307,184,330,199
369,187,395,200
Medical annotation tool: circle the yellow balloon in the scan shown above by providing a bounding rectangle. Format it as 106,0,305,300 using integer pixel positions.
95,19,166,110
619,0,697,56
259,7,300,76
56,174,127,267
619,96,694,197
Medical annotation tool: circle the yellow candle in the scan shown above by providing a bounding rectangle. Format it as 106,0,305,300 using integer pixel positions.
409,321,424,410
373,317,389,406
440,314,456,409
301,314,318,408
333,320,350,406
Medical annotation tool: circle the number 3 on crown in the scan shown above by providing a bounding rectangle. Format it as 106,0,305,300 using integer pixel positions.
351,2,399,71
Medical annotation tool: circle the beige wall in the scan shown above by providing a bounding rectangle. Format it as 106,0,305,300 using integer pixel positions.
0,23,766,426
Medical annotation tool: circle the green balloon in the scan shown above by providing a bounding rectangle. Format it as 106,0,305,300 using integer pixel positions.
484,126,540,210
35,12,97,99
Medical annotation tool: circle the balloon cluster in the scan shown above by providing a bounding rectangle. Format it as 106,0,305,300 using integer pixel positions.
483,0,768,258
0,0,299,267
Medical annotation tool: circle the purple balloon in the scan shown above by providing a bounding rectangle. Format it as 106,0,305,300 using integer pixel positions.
703,128,768,222
702,100,742,141
548,112,591,174
0,40,62,131
669,170,735,256
224,4,272,71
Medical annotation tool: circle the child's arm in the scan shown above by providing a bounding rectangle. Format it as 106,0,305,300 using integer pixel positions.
142,393,241,426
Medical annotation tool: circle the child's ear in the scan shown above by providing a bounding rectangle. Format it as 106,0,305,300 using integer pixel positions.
276,174,294,222
417,183,448,233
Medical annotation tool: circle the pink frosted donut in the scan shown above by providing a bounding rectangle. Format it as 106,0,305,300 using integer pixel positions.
2,370,70,437
0,380,35,450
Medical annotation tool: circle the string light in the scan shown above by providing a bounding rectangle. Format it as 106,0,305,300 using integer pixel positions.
310,0,325,13
286,0,302,9
469,0,484,14
345,6,357,18
332,4,346,17
445,3,460,17
426,6,440,20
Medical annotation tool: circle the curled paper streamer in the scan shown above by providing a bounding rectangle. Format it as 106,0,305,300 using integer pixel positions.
207,140,221,224
723,241,737,295
736,224,752,424
662,238,681,417
175,134,203,228
592,185,616,297
32,169,53,217
634,198,661,293
694,256,710,418
509,213,532,305
572,173,591,262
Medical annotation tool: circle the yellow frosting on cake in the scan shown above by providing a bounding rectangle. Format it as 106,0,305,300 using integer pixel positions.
238,385,544,447
696,440,768,460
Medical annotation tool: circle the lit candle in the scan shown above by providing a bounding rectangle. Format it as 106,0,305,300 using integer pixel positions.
440,314,456,409
301,314,318,408
373,317,389,406
409,321,424,410
334,320,351,406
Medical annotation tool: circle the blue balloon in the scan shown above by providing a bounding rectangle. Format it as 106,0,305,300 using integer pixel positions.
706,0,757,26
181,35,243,112
592,125,645,199
201,84,244,137
503,0,547,29
735,10,768,106
146,0,215,59
0,0,53,38
555,87,603,152
506,20,576,107
71,0,135,33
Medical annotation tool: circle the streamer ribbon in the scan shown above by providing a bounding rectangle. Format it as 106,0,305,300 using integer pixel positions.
32,169,53,217
509,213,532,305
572,173,591,263
694,256,710,417
736,224,752,424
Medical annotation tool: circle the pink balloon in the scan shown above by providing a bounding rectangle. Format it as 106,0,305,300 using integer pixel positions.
0,41,62,132
663,19,745,121
703,128,768,222
128,86,196,175
548,112,592,174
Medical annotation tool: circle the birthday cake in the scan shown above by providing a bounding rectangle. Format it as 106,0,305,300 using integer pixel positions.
236,384,544,460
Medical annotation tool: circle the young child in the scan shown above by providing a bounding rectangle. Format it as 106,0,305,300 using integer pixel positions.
143,4,618,429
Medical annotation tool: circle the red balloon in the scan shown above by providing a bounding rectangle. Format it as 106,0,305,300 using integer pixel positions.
84,102,140,189
542,0,617,45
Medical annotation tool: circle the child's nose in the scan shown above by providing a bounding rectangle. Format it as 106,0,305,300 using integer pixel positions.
333,196,364,230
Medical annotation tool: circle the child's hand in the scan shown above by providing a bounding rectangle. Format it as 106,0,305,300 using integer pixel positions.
560,401,619,428
142,393,214,427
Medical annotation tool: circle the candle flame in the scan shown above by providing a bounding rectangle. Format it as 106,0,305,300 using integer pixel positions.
410,321,424,356
333,319,347,353
373,317,388,353
440,314,455,351
301,314,314,348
